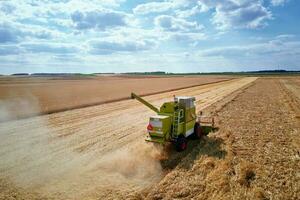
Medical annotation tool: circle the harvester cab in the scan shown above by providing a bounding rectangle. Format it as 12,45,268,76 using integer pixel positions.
131,92,214,151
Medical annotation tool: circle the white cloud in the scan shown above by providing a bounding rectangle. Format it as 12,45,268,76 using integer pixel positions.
212,1,272,29
21,43,79,54
133,0,191,15
199,39,300,58
0,45,22,55
0,2,16,14
168,32,206,45
134,0,275,30
71,9,128,30
155,15,203,32
271,0,288,6
133,2,173,15
0,22,61,44
191,1,274,30
275,34,295,40
0,0,298,74
0,26,18,43
153,15,205,45
89,39,156,54
175,4,209,18
98,0,126,7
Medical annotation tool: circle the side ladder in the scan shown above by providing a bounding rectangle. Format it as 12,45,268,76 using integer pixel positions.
172,109,183,139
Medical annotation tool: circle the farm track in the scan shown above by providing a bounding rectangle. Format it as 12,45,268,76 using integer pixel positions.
0,77,257,199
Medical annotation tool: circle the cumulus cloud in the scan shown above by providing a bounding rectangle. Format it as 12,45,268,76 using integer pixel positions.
71,9,128,30
135,0,275,30
199,39,300,58
0,0,297,74
0,45,21,55
89,39,156,54
0,26,18,43
0,22,60,44
209,1,273,29
155,15,203,32
195,37,300,71
271,0,288,6
275,34,295,40
153,15,206,46
21,43,78,54
133,0,191,15
99,0,126,7
168,32,206,45
0,2,16,14
175,3,209,18
133,2,173,15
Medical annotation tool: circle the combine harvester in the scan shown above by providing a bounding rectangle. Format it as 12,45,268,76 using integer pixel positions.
131,93,214,151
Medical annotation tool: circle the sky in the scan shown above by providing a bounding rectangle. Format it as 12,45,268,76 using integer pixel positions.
0,0,299,74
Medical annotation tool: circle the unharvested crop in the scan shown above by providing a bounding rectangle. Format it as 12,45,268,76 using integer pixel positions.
0,75,232,120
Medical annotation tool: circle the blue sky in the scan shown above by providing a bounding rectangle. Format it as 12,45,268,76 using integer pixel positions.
0,0,299,74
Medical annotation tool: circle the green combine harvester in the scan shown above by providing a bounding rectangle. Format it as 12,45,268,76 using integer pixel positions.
131,93,214,151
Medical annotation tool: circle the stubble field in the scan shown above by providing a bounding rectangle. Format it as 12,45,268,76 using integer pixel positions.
0,75,299,200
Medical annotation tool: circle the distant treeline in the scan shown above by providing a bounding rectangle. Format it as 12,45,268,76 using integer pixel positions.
123,70,300,76
6,70,300,77
31,73,83,76
10,73,94,77
243,70,300,74
123,71,166,75
11,73,30,76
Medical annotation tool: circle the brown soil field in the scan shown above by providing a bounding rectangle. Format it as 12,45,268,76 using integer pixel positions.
0,77,299,200
0,75,232,121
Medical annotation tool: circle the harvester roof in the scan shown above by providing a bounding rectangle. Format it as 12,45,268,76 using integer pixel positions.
174,96,196,108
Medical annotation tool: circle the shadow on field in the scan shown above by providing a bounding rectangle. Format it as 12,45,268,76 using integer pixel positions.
160,136,226,171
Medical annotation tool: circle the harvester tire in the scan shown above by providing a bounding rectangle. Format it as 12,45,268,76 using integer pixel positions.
175,136,187,152
192,122,202,139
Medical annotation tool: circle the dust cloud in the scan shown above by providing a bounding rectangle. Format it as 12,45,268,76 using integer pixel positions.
0,94,40,122
0,95,83,188
0,94,164,199
97,142,163,184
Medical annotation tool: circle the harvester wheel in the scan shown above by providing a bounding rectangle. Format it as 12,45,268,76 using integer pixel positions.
175,136,187,152
192,122,203,139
